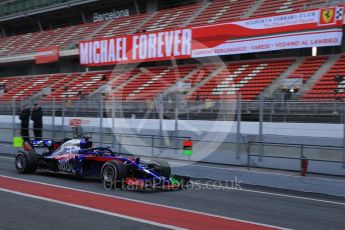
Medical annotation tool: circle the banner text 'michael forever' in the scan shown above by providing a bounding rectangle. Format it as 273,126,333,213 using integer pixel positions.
79,29,192,64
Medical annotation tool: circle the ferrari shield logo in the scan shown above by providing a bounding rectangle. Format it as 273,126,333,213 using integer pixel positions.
320,8,335,24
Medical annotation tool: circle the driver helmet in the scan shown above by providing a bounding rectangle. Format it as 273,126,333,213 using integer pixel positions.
80,137,92,149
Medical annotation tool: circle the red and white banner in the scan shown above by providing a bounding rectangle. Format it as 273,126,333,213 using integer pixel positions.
79,6,344,66
35,46,60,64
69,119,90,127
192,30,342,57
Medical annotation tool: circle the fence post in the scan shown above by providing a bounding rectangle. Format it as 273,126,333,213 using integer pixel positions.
222,100,226,121
151,136,154,156
259,95,264,161
343,109,345,168
62,98,65,139
283,101,287,122
270,100,273,122
119,134,122,153
300,144,304,159
236,95,242,159
159,95,163,137
100,96,104,147
300,144,308,176
186,100,190,120
73,101,76,117
112,96,115,149
12,98,16,138
112,96,115,132
247,142,250,170
175,93,179,135
159,95,164,155
174,94,180,155
52,98,55,139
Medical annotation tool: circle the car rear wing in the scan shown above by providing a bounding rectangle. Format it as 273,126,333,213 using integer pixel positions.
24,140,60,152
31,140,53,148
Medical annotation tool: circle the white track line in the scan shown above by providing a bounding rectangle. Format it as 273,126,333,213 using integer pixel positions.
0,175,284,229
0,156,14,160
0,188,184,230
190,182,345,206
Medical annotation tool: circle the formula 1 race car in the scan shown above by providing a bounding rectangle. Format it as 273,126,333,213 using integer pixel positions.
14,138,189,190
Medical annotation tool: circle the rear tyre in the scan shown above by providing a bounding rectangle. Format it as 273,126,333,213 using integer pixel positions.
149,159,171,178
101,161,127,189
15,151,38,174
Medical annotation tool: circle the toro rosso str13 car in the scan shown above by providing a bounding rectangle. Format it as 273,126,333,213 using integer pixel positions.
14,138,189,190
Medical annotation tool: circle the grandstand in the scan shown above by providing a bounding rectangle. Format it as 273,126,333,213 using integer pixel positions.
0,55,343,102
0,0,344,108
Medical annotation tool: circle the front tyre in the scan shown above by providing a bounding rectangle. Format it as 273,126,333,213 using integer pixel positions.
15,151,38,174
149,159,171,178
101,161,127,189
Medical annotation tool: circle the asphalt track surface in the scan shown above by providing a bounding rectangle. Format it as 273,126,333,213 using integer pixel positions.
0,155,345,230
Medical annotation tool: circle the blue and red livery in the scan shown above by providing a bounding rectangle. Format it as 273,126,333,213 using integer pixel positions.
14,138,189,190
